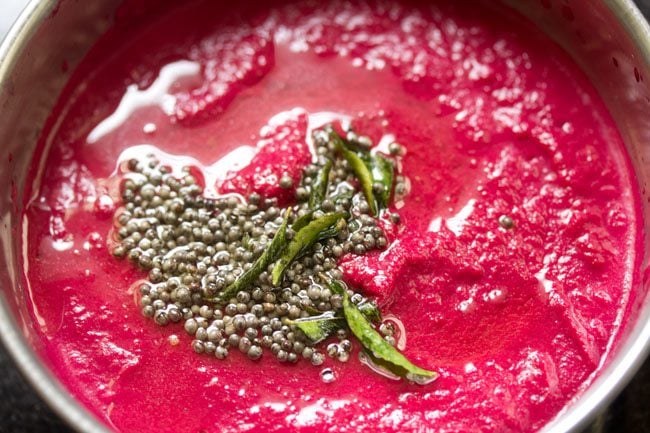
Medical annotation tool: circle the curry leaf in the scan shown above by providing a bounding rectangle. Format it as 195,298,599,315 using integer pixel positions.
343,149,378,216
328,128,378,216
292,210,314,232
322,275,346,295
322,278,381,323
309,159,332,209
272,212,348,286
330,189,354,206
217,208,292,301
357,300,382,324
366,153,394,209
342,291,438,384
315,217,346,243
288,312,344,344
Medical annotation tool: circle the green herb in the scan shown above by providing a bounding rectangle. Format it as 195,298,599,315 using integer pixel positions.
218,209,292,301
322,276,381,323
357,300,382,324
288,312,344,344
316,217,346,242
326,125,347,151
328,127,379,215
362,349,435,383
342,291,438,384
366,153,394,209
330,189,354,206
271,212,348,286
292,210,314,232
341,149,377,216
241,232,251,250
309,159,332,209
324,276,346,295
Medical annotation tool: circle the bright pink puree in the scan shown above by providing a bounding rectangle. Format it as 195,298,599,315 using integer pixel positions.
23,1,641,432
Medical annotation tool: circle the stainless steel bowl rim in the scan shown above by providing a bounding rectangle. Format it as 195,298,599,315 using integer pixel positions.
0,1,649,433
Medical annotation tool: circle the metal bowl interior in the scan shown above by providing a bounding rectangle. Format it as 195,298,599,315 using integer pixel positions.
0,1,649,432
505,2,650,432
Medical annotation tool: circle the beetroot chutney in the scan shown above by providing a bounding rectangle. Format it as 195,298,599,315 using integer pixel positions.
23,1,642,432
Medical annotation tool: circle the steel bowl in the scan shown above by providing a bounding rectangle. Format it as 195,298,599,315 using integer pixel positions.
0,1,649,432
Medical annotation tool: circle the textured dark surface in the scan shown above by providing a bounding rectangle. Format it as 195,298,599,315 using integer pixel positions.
1,1,650,433
639,0,650,16
0,347,71,433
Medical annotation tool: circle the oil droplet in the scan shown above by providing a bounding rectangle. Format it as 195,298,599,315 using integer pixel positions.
320,368,336,383
143,123,157,134
168,334,180,346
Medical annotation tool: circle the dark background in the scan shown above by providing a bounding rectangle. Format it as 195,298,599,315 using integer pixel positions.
1,1,650,432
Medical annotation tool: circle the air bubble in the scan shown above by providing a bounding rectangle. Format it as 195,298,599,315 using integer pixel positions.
320,368,336,383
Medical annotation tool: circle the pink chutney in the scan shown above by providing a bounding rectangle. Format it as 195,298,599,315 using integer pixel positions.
23,1,641,432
